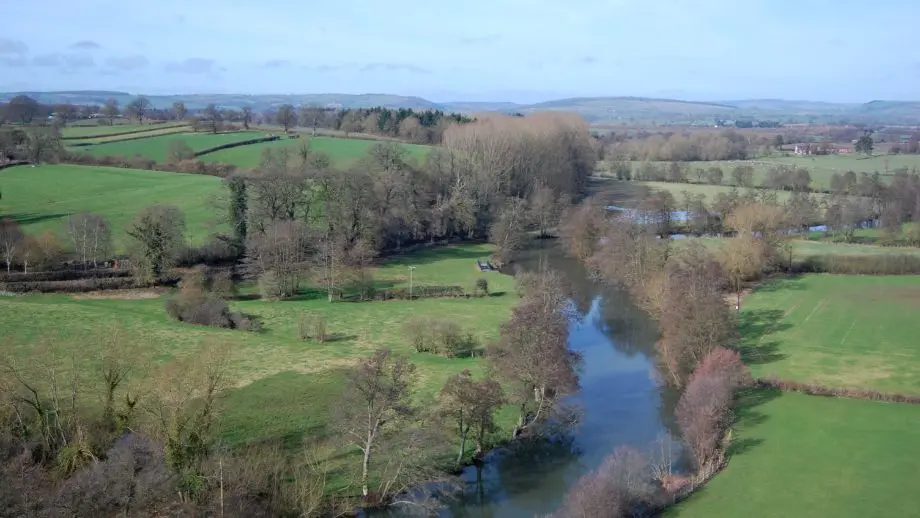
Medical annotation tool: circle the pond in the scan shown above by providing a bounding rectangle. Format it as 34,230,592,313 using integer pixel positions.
373,242,683,517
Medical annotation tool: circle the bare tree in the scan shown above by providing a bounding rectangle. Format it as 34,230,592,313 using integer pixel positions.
143,340,233,501
487,271,579,436
437,370,503,464
241,106,253,130
65,212,112,268
559,200,605,260
243,220,312,299
0,218,23,272
275,104,297,132
488,196,528,267
202,103,223,134
171,101,187,121
101,98,120,125
124,96,151,124
529,184,566,238
336,349,417,497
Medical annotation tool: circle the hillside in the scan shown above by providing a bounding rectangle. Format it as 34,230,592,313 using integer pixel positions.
4,91,920,125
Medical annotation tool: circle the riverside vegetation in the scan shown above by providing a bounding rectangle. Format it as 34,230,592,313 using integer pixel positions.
0,108,600,516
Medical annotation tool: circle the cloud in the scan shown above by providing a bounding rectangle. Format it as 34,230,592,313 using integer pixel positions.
0,57,27,67
263,59,290,68
70,40,101,50
314,64,345,72
166,58,217,74
360,62,430,74
0,38,28,55
578,56,599,65
105,55,149,70
30,53,96,71
458,34,501,45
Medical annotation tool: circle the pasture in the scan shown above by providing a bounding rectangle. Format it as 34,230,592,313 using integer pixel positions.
61,122,188,139
599,179,819,207
73,131,260,162
738,274,920,394
200,134,433,169
0,164,224,250
668,390,920,518
0,243,517,450
617,153,920,190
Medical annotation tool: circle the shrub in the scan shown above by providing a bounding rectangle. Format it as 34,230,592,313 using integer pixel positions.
675,347,749,474
258,271,282,300
166,139,195,162
403,316,476,357
165,270,254,330
176,238,239,266
209,269,236,299
298,313,327,342
475,278,489,297
3,276,143,293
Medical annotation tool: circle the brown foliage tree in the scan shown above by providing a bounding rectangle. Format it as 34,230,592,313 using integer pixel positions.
436,369,504,464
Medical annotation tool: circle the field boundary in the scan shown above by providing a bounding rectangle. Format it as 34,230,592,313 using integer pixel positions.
69,128,192,147
62,122,188,141
753,377,920,404
193,135,281,157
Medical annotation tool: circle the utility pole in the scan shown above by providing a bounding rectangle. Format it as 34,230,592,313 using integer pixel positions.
408,265,417,300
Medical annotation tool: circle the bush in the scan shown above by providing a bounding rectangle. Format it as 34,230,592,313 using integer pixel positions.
176,238,240,266
0,268,133,283
258,271,282,300
166,270,255,331
474,278,489,297
166,139,194,162
209,269,236,299
403,316,477,358
298,313,327,342
795,254,920,275
676,347,749,474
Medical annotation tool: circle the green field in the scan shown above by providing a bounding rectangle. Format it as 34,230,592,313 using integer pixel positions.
0,243,517,455
738,274,920,394
668,390,920,518
599,179,822,207
74,131,260,162
200,135,433,169
622,153,920,191
61,122,188,139
680,236,920,260
0,164,223,249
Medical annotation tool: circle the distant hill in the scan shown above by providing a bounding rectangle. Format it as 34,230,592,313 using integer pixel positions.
2,91,919,125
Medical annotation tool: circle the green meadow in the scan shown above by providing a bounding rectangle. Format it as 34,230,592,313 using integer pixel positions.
199,135,433,169
74,131,260,162
61,122,188,139
737,274,920,394
668,390,920,518
0,243,517,465
0,164,224,249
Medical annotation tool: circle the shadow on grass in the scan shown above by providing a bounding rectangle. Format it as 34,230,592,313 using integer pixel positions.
725,387,782,458
4,212,71,225
383,244,489,266
737,309,790,366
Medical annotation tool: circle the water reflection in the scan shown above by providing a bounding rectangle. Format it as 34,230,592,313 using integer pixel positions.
385,242,681,517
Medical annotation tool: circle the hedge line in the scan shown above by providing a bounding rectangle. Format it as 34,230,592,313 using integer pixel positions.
0,268,133,283
0,160,30,171
61,123,188,141
63,152,237,178
754,377,920,405
193,135,281,157
67,128,190,147
0,277,148,293
341,284,473,302
794,254,920,275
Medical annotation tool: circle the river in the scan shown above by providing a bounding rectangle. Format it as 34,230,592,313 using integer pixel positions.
376,242,683,517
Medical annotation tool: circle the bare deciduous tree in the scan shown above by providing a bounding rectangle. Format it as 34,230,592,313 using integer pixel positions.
436,369,503,464
65,212,112,268
124,96,151,124
0,218,23,272
336,349,417,498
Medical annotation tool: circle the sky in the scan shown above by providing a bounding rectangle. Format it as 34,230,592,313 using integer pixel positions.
1,0,918,103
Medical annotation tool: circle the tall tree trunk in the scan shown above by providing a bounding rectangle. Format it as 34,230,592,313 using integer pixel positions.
457,429,467,464
361,443,372,497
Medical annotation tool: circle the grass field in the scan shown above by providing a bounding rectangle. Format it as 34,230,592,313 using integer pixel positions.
668,389,920,518
0,243,517,463
75,131,260,162
61,122,188,139
200,135,433,169
737,274,920,394
0,164,224,249
679,236,920,260
617,153,920,191
598,179,823,207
